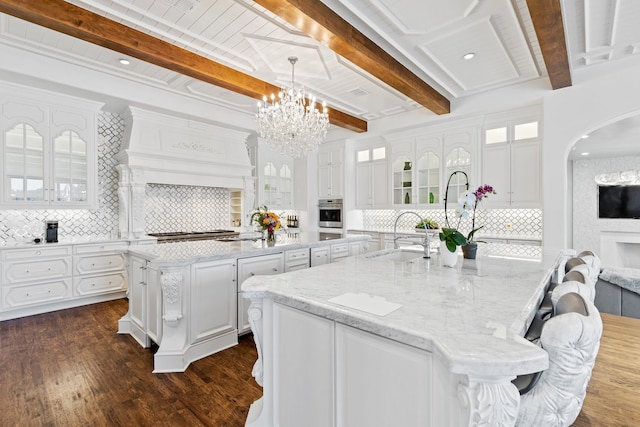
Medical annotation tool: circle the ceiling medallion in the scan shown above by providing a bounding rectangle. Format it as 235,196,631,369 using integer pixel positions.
256,57,329,158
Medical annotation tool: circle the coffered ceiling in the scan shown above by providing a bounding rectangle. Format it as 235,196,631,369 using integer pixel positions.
0,0,640,146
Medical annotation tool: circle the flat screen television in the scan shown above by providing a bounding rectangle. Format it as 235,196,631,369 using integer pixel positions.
598,185,640,219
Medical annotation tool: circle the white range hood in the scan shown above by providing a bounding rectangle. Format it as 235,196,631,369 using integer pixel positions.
116,106,255,239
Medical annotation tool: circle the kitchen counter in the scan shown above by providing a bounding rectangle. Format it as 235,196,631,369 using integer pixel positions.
126,232,368,266
118,233,370,373
241,247,565,427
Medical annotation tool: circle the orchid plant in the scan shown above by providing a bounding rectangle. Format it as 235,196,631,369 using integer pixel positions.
440,171,496,252
464,184,496,243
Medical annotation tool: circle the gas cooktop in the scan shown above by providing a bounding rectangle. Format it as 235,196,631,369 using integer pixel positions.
148,230,239,243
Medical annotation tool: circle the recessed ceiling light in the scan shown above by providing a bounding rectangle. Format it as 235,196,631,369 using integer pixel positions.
581,152,590,156
463,52,475,60
119,58,130,65
581,134,589,139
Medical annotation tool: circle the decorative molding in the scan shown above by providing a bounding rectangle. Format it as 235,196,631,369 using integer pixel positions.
248,299,265,387
457,377,520,427
161,270,183,325
173,140,219,154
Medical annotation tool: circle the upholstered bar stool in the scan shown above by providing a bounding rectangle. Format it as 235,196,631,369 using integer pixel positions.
515,292,603,427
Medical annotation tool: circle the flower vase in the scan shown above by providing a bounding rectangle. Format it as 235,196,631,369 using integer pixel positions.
440,241,458,267
266,231,276,247
462,242,478,259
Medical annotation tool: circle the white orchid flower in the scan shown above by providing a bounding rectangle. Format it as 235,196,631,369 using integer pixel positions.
458,192,476,213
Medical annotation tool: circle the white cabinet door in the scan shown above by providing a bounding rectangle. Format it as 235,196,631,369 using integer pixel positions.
191,260,237,343
336,324,432,427
510,140,540,206
128,255,149,347
311,246,330,267
273,303,335,427
357,160,388,208
238,253,284,334
482,144,510,206
483,140,540,207
318,147,343,198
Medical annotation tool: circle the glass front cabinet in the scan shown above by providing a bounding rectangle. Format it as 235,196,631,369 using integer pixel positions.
390,136,442,207
0,82,102,209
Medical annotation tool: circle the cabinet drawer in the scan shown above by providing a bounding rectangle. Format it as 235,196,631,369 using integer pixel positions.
74,242,127,254
2,279,71,309
286,248,310,262
2,246,72,261
332,243,349,255
74,253,125,275
285,263,309,272
74,272,127,296
3,257,72,284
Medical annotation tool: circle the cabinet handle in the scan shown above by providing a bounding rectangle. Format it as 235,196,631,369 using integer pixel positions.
139,281,146,286
36,251,41,256
249,272,255,277
272,268,278,272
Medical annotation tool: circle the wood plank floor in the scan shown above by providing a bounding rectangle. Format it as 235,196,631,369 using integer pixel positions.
1,299,639,426
0,299,261,426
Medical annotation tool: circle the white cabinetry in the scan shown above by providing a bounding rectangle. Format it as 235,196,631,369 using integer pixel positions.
335,324,431,426
249,138,294,209
191,260,237,343
482,113,541,208
1,246,72,311
126,254,150,347
0,82,102,209
443,128,477,203
390,137,442,207
256,302,432,427
311,246,330,267
285,248,310,272
356,145,388,208
237,253,284,334
318,146,343,198
330,242,349,262
73,242,127,297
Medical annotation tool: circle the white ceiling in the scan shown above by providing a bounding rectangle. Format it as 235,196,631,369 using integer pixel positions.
1,0,640,158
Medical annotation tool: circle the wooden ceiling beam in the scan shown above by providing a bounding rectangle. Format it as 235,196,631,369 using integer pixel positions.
527,0,572,89
0,0,367,133
254,0,450,115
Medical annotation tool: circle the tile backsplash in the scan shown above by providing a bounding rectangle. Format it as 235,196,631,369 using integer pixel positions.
144,184,231,233
362,208,542,238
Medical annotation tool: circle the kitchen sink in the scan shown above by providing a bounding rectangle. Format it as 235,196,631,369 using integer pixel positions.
366,248,427,262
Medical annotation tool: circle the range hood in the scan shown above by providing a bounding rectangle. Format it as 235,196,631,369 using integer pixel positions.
116,106,255,239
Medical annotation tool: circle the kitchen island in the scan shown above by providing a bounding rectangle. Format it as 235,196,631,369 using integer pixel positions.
118,233,370,373
241,246,566,427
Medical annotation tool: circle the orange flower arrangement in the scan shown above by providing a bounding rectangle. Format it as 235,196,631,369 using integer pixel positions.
251,205,281,233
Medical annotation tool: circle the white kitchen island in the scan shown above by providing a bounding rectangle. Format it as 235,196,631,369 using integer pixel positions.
241,246,566,427
118,233,369,373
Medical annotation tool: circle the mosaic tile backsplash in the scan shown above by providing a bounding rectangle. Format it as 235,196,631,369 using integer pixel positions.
0,111,123,245
144,184,231,233
362,208,542,238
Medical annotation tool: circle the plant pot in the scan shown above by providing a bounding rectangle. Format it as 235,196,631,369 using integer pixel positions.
439,241,458,268
462,242,478,259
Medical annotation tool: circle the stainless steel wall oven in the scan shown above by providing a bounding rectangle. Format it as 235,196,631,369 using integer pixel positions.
318,199,343,228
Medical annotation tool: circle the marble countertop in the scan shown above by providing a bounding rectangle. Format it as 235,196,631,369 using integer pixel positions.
126,232,370,266
242,247,561,377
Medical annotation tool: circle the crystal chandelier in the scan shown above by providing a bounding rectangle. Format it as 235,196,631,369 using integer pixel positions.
256,57,330,158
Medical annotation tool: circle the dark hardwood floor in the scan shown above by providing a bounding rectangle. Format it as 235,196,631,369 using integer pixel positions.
1,299,639,426
0,299,261,426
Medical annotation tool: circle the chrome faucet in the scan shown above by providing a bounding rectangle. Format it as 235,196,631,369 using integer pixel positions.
393,211,430,259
